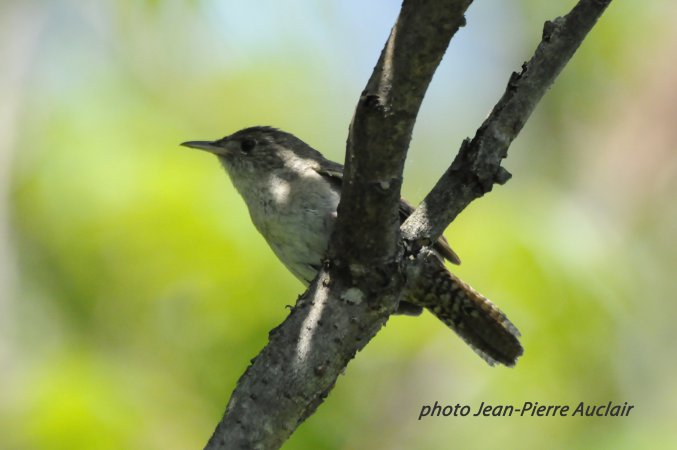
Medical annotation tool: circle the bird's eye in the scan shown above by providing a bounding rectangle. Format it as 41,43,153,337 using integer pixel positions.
240,139,256,153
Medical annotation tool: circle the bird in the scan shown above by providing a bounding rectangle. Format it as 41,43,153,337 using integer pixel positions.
182,126,523,366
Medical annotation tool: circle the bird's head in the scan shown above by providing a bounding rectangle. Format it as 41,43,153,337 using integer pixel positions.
181,126,324,176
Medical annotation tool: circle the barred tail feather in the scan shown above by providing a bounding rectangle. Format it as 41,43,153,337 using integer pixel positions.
409,258,523,366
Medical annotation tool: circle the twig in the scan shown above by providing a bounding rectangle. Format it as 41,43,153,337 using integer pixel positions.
401,0,612,246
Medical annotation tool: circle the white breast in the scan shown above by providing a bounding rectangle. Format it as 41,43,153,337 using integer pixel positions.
233,165,340,285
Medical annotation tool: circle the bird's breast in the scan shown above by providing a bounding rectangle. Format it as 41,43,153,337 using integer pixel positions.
243,170,340,283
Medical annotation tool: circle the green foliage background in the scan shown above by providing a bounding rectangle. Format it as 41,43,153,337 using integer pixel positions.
1,1,676,449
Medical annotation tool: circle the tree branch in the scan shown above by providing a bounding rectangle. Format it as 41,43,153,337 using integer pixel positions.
205,1,471,449
204,0,611,448
401,0,612,246
330,0,472,265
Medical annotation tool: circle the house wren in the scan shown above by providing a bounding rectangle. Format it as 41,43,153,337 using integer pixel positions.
182,126,522,366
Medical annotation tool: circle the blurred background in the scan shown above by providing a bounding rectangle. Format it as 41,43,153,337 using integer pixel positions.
1,1,676,449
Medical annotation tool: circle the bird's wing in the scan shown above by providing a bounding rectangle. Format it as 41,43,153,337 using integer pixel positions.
312,160,344,190
314,162,461,265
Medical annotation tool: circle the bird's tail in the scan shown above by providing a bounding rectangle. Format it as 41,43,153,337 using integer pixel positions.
406,254,523,366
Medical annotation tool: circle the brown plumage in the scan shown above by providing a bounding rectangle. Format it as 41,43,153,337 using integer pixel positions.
405,250,523,366
183,126,523,366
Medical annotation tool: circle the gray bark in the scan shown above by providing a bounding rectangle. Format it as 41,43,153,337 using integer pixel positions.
205,0,612,448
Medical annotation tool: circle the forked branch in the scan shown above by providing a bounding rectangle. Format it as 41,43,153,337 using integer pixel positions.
205,1,612,448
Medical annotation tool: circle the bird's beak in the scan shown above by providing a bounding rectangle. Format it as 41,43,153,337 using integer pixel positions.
180,140,225,155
